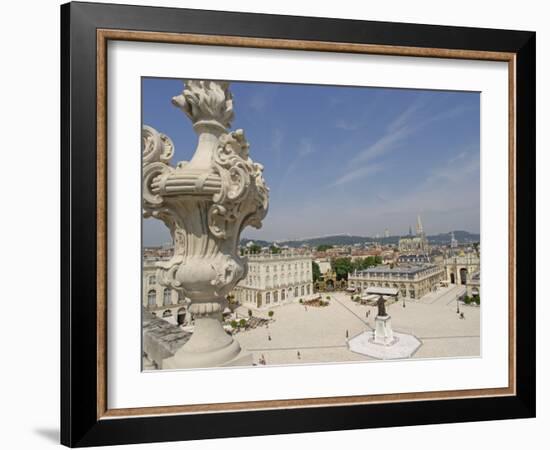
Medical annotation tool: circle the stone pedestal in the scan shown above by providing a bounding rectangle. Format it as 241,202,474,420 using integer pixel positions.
161,316,252,369
374,315,395,345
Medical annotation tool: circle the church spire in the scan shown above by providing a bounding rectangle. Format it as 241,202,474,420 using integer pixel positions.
416,215,424,236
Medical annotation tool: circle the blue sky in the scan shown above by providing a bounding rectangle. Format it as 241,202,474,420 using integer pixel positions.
142,78,480,246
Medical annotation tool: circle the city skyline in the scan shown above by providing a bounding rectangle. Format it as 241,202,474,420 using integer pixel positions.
142,78,480,246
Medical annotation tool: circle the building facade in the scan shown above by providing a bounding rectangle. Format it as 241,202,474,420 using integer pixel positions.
142,253,189,325
444,253,480,285
466,271,480,297
233,251,315,310
348,263,445,300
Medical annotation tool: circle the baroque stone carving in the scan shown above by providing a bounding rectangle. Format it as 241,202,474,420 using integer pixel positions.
142,80,269,368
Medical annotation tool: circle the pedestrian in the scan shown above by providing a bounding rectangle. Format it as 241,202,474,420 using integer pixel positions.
297,351,301,359
460,312,465,320
268,334,272,341
346,329,349,338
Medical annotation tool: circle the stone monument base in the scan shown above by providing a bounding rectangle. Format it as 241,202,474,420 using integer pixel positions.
374,315,396,345
348,330,422,360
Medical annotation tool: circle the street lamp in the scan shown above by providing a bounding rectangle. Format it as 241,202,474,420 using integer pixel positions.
456,295,460,314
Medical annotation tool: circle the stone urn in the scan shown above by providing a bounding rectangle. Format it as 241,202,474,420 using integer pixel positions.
142,80,269,368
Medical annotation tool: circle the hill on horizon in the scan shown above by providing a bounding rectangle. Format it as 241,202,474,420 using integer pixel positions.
241,230,479,248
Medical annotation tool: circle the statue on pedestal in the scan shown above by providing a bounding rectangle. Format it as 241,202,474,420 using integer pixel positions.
376,295,387,317
374,295,394,345
142,80,269,368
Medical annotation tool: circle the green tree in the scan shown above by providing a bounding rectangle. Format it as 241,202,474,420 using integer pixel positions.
230,320,238,329
316,244,333,252
247,309,252,317
331,257,353,281
239,318,247,328
312,261,321,282
270,245,282,254
248,244,262,254
268,310,274,318
374,256,383,265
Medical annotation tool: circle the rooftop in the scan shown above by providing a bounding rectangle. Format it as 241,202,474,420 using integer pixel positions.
357,263,438,276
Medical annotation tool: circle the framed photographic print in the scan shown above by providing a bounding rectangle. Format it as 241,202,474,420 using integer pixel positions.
60,1,536,447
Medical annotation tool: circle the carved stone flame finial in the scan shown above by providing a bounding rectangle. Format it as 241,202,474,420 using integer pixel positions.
172,80,234,130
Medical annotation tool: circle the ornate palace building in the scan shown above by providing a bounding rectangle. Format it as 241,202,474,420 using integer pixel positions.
233,250,315,310
398,215,429,253
348,263,445,300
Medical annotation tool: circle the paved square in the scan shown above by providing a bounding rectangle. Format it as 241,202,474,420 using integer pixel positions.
234,285,480,366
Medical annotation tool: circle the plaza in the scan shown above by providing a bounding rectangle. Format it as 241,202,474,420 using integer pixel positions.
233,284,479,365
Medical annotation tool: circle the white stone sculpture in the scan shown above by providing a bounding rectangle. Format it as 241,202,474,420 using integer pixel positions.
142,80,269,368
374,315,395,345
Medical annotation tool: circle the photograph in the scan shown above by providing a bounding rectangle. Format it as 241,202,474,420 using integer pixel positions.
141,78,481,370
55,1,536,446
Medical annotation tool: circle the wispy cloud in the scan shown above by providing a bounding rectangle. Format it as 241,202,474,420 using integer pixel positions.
328,163,383,188
297,138,314,157
334,119,361,131
423,148,479,186
275,137,317,195
351,98,428,165
247,91,269,112
269,128,284,168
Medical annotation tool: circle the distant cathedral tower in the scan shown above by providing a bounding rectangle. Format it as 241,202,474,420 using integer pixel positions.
450,231,458,249
416,215,424,237
399,214,429,253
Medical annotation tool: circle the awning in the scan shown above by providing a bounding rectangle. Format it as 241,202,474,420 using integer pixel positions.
365,286,399,296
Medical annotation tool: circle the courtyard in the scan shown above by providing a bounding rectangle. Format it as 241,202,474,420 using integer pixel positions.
234,285,480,366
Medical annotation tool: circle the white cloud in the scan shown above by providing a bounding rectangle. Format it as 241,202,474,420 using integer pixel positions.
297,138,314,157
334,119,361,131
328,163,383,188
247,91,269,112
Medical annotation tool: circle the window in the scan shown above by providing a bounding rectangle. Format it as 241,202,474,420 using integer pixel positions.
266,292,271,304
282,290,286,300
163,289,172,306
274,291,279,302
147,290,156,307
301,285,305,296
294,287,299,297
306,285,310,295
148,275,156,285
